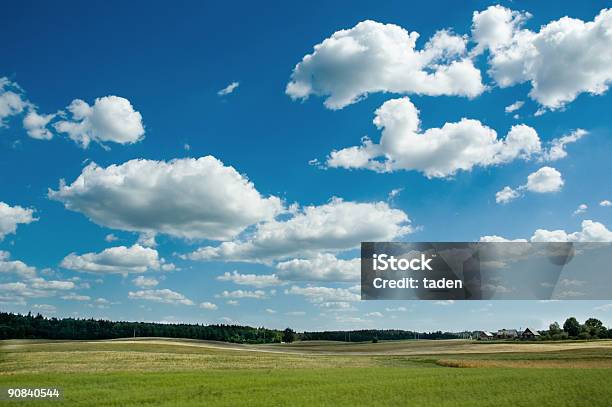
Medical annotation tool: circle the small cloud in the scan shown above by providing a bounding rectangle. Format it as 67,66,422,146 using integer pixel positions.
560,279,585,287
496,186,520,204
199,301,218,310
217,82,239,96
495,167,563,204
32,304,57,314
385,306,407,312
132,276,159,288
105,233,118,242
265,308,276,314
505,100,524,113
600,200,612,207
387,188,403,201
573,204,588,216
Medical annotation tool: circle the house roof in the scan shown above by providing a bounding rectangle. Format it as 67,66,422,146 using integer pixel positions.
497,329,518,335
523,328,540,336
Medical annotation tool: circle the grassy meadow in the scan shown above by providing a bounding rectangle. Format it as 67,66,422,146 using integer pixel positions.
2,338,612,406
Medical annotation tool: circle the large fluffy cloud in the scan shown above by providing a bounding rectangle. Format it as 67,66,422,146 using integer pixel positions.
0,202,37,240
53,96,145,148
286,20,485,109
496,166,564,204
187,197,411,263
326,97,542,178
48,156,283,241
60,244,174,274
473,6,612,110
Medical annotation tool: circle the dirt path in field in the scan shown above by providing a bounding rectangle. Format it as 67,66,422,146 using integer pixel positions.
101,337,612,356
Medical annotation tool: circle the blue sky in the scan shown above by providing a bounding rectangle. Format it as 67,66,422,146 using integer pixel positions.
1,0,612,332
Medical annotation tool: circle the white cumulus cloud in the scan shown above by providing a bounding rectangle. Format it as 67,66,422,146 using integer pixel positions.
0,78,27,126
275,253,360,282
326,97,542,178
0,202,37,240
22,109,56,140
48,156,283,241
496,166,563,204
61,244,174,274
573,204,588,216
199,301,218,310
285,285,360,303
525,167,564,193
473,6,612,110
187,197,411,263
531,220,612,242
128,289,194,305
287,20,484,109
217,271,283,288
53,96,145,148
216,289,269,300
541,129,588,161
132,275,159,288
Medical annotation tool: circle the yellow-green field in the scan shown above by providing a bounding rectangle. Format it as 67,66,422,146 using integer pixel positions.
2,338,612,406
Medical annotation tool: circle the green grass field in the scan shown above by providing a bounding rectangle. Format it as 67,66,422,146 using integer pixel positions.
2,338,612,406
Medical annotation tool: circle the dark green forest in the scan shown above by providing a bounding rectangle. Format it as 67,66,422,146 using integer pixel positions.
301,329,458,342
0,312,284,343
0,312,458,343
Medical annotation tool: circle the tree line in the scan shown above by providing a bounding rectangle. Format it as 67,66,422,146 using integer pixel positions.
539,317,612,340
2,312,609,343
300,329,458,342
0,312,284,343
0,312,457,343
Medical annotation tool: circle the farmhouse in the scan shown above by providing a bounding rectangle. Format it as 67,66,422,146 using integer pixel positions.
495,329,519,339
521,328,541,339
476,331,494,340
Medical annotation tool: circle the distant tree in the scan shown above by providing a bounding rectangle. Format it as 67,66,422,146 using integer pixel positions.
549,322,561,334
283,328,295,343
563,317,581,337
584,318,605,338
372,336,379,343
